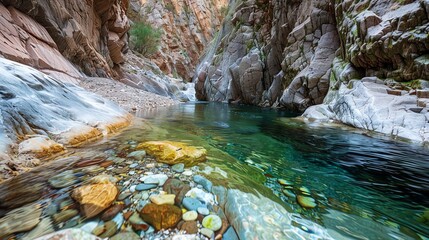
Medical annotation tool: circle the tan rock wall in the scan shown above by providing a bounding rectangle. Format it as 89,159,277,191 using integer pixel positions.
129,0,228,80
1,0,130,79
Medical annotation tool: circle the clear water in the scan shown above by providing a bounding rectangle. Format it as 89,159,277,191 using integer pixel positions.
2,102,429,239
135,102,429,239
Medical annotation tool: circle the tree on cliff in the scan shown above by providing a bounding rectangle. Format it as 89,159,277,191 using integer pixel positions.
130,21,162,57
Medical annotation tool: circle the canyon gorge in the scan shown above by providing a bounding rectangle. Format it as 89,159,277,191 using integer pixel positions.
0,0,428,239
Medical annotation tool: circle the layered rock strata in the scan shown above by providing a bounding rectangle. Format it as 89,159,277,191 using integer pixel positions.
0,0,129,79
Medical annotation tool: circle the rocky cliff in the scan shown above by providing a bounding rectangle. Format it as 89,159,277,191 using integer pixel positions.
0,0,130,80
195,0,429,108
129,0,228,80
195,0,429,144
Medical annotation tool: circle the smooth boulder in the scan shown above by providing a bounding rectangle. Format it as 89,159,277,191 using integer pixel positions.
71,181,118,218
139,203,182,230
137,141,207,166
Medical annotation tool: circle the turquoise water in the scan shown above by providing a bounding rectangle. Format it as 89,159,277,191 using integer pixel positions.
136,102,429,239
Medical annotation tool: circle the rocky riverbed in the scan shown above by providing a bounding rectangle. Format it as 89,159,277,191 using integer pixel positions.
0,141,237,240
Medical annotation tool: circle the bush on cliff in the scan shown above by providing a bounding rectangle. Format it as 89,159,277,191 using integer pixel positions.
130,21,162,57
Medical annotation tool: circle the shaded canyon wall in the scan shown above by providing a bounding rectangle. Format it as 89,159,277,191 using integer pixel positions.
195,0,429,111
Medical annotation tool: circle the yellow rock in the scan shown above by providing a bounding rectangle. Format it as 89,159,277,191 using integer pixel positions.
72,182,118,218
137,141,207,166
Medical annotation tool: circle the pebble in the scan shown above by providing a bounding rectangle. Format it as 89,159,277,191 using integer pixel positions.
44,202,58,216
200,228,214,238
172,163,185,173
193,175,212,192
141,192,150,200
297,195,317,209
182,170,193,176
186,188,215,204
202,215,222,231
182,210,198,221
129,171,136,175
130,185,137,193
278,179,292,186
48,171,77,189
118,191,132,200
143,174,168,186
183,197,205,211
98,221,118,238
52,209,79,224
129,163,139,168
197,207,209,216
127,150,146,161
299,187,311,195
282,189,296,198
101,204,124,221
150,194,176,205
136,183,158,191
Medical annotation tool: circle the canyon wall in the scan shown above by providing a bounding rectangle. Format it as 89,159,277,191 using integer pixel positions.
0,0,130,80
129,0,228,80
195,0,429,110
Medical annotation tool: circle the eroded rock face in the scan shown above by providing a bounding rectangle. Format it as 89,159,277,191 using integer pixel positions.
1,0,129,78
303,76,429,145
129,0,228,80
0,58,129,181
195,0,429,114
195,0,340,110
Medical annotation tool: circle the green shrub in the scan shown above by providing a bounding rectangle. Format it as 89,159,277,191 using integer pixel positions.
130,21,162,57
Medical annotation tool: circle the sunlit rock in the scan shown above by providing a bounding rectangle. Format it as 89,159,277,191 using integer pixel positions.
137,141,207,166
139,203,182,231
71,180,118,218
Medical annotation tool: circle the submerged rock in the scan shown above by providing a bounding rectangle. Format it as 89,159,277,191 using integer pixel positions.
139,203,182,231
193,175,212,192
179,221,198,234
137,141,207,166
163,179,191,205
101,203,124,221
34,228,102,240
202,215,222,231
182,211,198,221
127,150,146,161
297,195,317,209
53,209,79,224
0,203,42,238
48,170,78,188
22,217,54,240
182,197,205,211
110,232,140,240
172,163,185,173
150,194,176,205
71,181,118,218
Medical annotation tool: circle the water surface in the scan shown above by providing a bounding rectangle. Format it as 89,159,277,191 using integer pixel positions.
137,102,429,239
